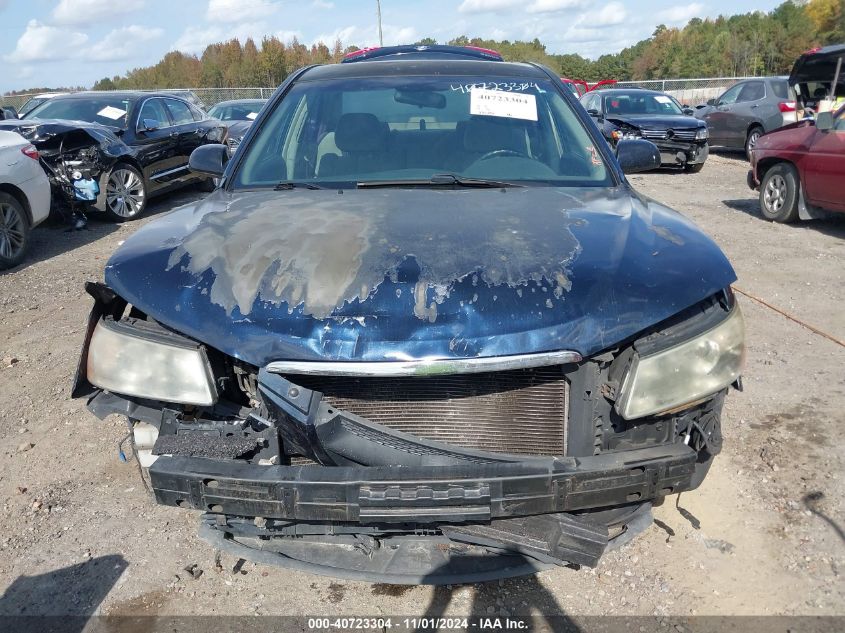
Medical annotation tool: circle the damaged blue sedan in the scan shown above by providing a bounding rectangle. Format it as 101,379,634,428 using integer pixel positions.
73,46,745,584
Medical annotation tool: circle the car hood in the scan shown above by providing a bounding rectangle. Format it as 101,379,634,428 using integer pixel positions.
606,115,703,130
0,118,130,158
224,120,254,139
105,186,736,366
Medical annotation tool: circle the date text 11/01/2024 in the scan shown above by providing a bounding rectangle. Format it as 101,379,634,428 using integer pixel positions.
306,617,530,630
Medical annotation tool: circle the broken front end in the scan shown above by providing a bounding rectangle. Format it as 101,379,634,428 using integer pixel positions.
73,282,744,584
607,118,709,169
0,120,131,217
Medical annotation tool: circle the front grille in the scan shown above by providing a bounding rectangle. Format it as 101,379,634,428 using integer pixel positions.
226,136,242,152
295,367,568,456
640,128,698,141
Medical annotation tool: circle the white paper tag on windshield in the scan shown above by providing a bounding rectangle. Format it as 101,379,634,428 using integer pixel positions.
654,95,672,104
470,88,537,121
97,106,127,120
246,112,258,120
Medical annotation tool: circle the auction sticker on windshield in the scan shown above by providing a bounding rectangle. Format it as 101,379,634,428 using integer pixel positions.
470,87,538,121
97,106,127,120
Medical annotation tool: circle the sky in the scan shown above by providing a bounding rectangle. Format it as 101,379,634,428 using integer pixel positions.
0,0,785,93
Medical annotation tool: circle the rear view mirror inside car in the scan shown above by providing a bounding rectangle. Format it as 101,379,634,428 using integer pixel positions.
394,89,446,109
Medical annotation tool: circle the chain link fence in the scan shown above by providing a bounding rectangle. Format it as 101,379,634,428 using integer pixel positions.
615,77,758,106
1,77,757,113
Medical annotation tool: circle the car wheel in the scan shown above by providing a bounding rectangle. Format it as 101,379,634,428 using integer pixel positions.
685,162,705,174
105,164,147,221
759,163,799,223
745,126,763,160
0,193,30,270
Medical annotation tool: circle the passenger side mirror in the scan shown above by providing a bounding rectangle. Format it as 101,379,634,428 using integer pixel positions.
140,118,159,132
683,108,695,116
189,143,228,178
616,139,661,174
816,111,834,132
706,98,716,106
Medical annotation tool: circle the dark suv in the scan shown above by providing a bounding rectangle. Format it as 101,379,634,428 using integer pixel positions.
73,49,744,584
694,77,798,158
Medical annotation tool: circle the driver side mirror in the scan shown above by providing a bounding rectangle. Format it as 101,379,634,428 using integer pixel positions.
587,108,603,120
706,98,716,106
189,143,228,178
616,139,661,174
140,118,159,132
816,111,834,132
683,107,695,116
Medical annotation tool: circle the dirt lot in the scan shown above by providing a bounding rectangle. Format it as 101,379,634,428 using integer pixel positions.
0,154,842,626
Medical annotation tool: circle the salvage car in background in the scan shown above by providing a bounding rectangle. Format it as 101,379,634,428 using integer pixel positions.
748,45,845,223
74,50,744,584
0,92,226,221
207,99,267,155
16,92,68,119
582,88,709,172
0,131,51,269
694,77,797,158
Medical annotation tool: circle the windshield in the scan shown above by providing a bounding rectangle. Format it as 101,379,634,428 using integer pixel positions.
232,76,611,189
209,101,265,121
603,92,684,116
28,95,134,128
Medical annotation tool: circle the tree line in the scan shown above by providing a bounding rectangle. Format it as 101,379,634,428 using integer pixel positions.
33,0,845,93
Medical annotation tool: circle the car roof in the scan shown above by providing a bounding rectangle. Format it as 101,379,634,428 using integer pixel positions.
46,91,191,102
300,59,548,82
342,45,503,63
588,88,669,97
212,99,267,106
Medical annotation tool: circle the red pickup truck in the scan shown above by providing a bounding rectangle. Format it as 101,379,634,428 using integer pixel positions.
748,45,845,222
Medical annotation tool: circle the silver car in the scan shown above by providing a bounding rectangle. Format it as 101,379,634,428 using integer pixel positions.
695,77,797,158
0,131,51,269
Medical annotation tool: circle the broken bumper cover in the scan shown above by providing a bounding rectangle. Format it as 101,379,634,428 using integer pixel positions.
656,140,709,166
150,443,695,524
149,443,694,582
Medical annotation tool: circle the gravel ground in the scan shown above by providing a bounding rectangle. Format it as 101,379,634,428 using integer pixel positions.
0,155,842,626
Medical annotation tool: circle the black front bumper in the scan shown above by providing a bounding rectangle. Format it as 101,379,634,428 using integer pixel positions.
654,140,709,165
150,442,696,524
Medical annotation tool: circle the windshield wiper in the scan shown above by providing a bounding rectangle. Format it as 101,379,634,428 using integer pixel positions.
273,181,325,190
357,174,523,189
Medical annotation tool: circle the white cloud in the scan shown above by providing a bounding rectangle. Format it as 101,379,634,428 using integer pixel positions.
656,3,704,24
86,25,164,62
594,2,627,26
274,29,304,43
458,0,522,14
313,23,417,47
4,20,88,63
526,0,586,14
207,0,279,22
312,0,334,8
53,0,145,25
172,22,268,54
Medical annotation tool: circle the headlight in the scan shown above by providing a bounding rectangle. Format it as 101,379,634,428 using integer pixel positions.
86,318,218,406
616,305,745,420
695,127,708,140
611,130,640,141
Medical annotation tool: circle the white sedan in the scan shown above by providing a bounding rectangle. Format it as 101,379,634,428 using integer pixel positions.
0,130,51,269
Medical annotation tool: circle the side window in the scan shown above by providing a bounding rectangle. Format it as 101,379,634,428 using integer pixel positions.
771,80,789,100
718,84,744,105
585,94,600,112
835,111,845,132
738,81,765,102
165,99,194,125
138,98,170,130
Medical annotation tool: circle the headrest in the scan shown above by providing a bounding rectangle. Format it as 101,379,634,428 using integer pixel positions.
335,113,387,152
462,117,523,153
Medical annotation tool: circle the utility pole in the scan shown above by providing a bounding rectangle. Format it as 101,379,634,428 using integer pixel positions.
376,0,384,46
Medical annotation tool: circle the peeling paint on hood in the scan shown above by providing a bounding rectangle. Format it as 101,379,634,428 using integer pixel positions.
164,189,583,321
105,186,736,366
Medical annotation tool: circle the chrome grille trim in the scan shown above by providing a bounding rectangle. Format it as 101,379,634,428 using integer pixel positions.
266,350,582,377
640,128,698,141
